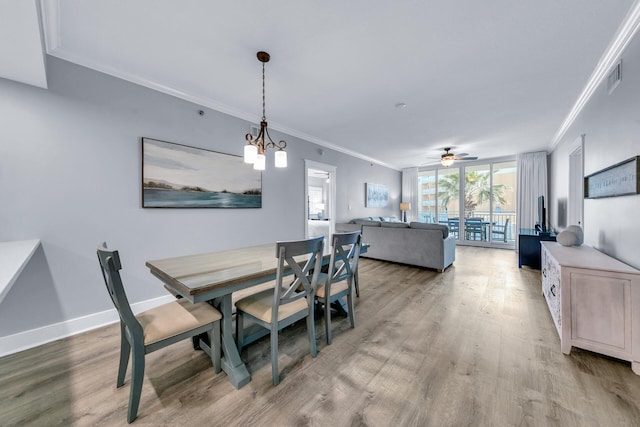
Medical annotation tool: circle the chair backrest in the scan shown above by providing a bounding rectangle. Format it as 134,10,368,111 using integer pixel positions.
494,218,510,233
466,218,483,230
448,218,460,232
503,217,510,230
326,231,362,287
97,242,143,336
495,217,510,241
272,236,324,318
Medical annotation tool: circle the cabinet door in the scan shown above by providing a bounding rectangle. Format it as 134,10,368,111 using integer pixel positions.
570,272,631,354
541,247,561,336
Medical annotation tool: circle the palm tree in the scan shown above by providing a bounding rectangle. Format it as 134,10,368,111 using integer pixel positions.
439,171,507,216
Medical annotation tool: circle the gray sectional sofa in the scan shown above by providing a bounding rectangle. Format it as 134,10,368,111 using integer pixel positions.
336,218,455,272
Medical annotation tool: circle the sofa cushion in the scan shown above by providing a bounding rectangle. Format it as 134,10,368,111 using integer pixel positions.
380,216,400,222
335,223,362,233
409,222,449,238
381,222,410,228
352,219,381,226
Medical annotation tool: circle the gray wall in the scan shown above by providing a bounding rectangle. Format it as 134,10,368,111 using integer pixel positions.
0,57,400,337
549,29,640,269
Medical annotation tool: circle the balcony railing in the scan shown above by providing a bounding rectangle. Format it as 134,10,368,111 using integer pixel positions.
417,210,516,244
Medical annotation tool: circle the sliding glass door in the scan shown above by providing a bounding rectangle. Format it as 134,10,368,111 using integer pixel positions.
417,159,516,248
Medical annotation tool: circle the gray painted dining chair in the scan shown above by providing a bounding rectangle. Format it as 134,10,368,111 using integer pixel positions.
492,218,510,242
235,236,324,385
97,243,221,423
315,231,362,344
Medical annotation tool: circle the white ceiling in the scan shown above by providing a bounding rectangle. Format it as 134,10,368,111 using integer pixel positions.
12,1,640,169
0,0,47,88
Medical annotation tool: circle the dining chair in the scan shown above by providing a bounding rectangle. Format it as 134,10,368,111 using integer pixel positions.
492,217,510,242
465,217,485,240
97,243,221,423
448,218,460,239
316,231,362,345
235,236,324,385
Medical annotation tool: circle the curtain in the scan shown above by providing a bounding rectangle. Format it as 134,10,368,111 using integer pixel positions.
401,167,418,222
516,151,548,244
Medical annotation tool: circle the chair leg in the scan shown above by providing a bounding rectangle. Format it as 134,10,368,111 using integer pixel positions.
270,325,279,385
308,306,317,356
347,291,356,329
236,311,244,354
208,321,221,374
354,271,360,298
127,341,145,423
324,297,332,345
117,322,130,388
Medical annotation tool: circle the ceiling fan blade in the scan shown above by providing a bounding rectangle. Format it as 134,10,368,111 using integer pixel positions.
456,153,469,157
454,156,478,161
420,160,440,166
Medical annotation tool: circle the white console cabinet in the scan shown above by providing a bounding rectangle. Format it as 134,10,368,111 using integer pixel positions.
541,242,640,375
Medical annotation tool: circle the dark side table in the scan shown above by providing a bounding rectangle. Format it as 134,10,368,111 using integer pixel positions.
518,228,557,269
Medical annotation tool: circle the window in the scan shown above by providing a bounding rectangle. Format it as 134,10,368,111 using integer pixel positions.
308,186,324,218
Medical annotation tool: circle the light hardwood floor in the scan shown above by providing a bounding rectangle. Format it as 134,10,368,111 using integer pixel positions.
1,246,640,426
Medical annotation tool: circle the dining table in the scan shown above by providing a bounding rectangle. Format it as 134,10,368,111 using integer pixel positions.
145,241,366,389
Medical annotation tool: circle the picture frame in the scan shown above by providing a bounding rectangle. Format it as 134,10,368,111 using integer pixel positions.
142,137,262,208
365,183,388,207
584,156,639,199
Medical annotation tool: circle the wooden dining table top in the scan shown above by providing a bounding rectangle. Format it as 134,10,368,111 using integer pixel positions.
146,242,366,302
146,244,283,298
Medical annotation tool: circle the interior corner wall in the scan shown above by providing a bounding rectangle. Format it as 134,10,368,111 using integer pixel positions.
0,56,400,342
549,29,640,269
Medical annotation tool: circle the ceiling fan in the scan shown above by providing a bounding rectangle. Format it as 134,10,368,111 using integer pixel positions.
437,147,478,167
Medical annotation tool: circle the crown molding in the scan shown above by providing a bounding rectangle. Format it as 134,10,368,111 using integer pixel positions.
39,0,398,171
551,1,640,148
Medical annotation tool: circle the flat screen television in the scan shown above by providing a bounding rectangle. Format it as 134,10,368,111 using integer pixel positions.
537,195,546,232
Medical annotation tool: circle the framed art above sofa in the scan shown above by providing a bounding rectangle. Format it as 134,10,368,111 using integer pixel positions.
365,183,388,207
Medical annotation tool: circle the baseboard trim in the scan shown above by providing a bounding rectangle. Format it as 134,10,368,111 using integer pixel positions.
0,295,174,357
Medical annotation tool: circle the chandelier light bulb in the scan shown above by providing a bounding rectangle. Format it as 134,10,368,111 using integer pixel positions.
244,144,257,164
275,150,287,168
253,153,266,171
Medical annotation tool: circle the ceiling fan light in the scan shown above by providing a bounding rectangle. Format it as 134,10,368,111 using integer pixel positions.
441,157,454,167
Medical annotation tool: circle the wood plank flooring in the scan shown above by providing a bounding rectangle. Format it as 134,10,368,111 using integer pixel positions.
1,246,640,426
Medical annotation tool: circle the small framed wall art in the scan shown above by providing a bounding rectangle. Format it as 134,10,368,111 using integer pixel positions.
365,183,388,207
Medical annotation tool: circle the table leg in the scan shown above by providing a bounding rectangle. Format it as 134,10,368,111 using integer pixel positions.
214,294,250,389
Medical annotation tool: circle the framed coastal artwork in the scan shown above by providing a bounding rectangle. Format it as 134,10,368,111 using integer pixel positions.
142,137,262,208
584,156,639,199
365,182,388,207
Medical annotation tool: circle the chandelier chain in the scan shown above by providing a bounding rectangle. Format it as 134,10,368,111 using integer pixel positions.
262,62,266,121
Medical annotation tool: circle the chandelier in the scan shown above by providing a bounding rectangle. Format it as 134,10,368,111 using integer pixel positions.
243,51,287,170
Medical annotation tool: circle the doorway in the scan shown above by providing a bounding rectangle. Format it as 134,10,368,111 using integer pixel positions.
304,160,336,241
568,135,584,227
